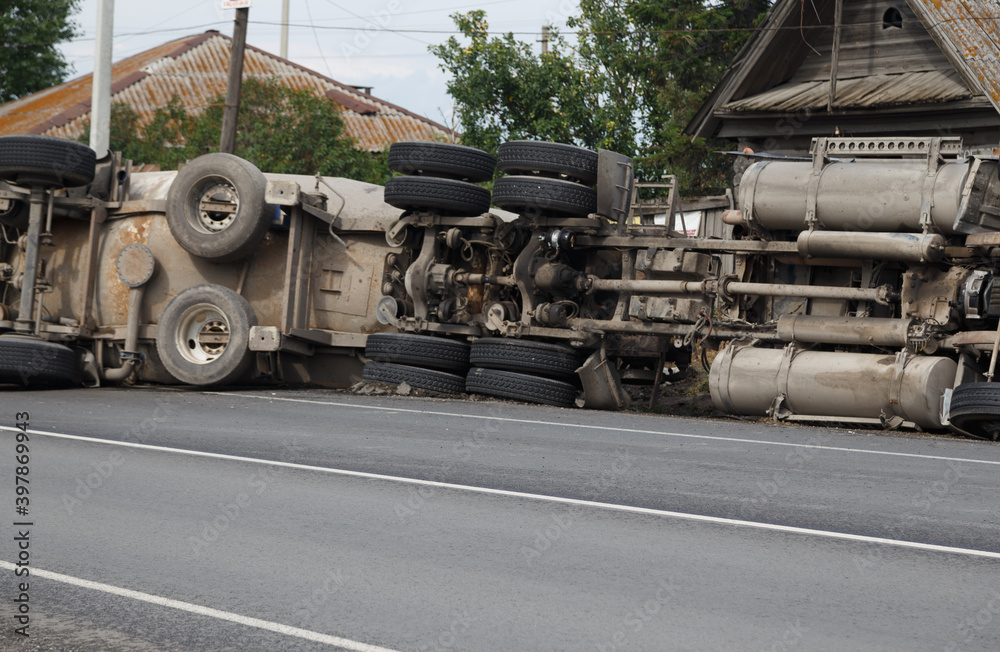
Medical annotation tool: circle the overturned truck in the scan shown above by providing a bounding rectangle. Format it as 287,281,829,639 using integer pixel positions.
373,137,1000,439
1,135,999,439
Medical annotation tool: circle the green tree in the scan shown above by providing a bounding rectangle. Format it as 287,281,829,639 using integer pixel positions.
582,0,772,191
429,12,627,155
0,0,80,102
184,78,385,182
433,1,771,193
81,78,390,184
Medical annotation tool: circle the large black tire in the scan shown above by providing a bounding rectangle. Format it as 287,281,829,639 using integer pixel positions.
155,284,257,386
365,333,470,373
0,199,29,230
362,361,466,394
388,142,496,183
949,383,1000,441
165,153,271,263
384,176,491,216
497,141,599,185
466,367,578,407
0,135,96,188
470,338,583,379
492,176,597,217
0,335,80,386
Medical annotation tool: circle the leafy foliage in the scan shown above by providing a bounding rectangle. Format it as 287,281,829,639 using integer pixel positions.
0,0,80,102
80,78,390,183
433,1,771,193
429,12,626,155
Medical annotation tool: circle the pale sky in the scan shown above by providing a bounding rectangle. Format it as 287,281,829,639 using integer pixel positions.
58,0,576,127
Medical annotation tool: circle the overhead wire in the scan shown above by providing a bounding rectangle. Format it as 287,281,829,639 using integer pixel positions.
321,0,431,45
302,0,334,77
39,14,989,47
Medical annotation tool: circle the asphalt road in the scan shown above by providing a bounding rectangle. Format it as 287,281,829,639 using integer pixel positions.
1,387,999,651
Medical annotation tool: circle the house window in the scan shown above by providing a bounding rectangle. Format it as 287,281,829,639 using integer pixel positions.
882,7,903,29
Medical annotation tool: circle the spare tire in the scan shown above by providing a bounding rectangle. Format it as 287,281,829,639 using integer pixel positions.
0,135,96,188
166,153,271,263
388,142,496,182
155,284,257,386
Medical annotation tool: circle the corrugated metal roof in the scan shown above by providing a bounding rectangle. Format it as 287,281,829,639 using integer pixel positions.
0,31,455,151
909,0,1000,114
721,70,974,113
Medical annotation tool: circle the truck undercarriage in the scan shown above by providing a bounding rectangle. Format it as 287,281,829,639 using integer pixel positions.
2,135,999,440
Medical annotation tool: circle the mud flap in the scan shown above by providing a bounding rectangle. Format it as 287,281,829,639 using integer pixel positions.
577,346,628,410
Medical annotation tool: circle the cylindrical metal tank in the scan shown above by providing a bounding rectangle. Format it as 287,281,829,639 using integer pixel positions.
796,231,946,263
709,345,956,429
739,159,971,233
776,315,913,347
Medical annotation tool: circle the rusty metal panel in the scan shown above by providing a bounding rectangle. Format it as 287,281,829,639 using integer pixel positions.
909,0,1000,114
0,31,455,152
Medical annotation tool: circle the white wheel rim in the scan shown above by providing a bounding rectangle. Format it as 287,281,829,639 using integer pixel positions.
174,303,230,365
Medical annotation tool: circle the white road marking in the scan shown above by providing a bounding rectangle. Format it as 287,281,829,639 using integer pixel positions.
209,391,1000,467
0,560,398,651
5,426,1000,561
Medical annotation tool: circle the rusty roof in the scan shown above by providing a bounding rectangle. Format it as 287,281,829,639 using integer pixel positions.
910,0,1000,113
0,31,456,152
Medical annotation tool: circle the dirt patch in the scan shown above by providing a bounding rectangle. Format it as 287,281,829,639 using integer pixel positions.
622,360,722,418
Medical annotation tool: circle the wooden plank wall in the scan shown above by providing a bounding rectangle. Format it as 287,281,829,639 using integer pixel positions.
791,1,952,82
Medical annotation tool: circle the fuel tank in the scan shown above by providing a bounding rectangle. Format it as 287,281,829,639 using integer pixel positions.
739,159,975,234
709,345,956,429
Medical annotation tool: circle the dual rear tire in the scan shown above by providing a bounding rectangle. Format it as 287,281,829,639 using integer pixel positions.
362,333,581,407
384,142,495,216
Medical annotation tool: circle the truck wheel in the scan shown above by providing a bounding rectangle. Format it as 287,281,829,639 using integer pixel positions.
165,153,271,263
497,141,599,185
384,176,491,215
470,338,583,379
0,135,96,188
0,335,80,386
362,361,466,394
466,367,578,407
156,284,257,386
492,176,597,217
949,383,1000,441
365,333,470,373
388,142,496,182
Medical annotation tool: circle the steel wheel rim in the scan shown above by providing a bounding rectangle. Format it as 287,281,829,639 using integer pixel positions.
174,302,231,365
191,178,239,234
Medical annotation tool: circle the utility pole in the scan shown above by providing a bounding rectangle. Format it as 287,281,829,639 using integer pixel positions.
220,6,249,154
540,25,549,55
280,0,289,58
90,0,114,158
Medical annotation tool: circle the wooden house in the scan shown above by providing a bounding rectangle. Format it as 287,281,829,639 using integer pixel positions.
686,0,1000,155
